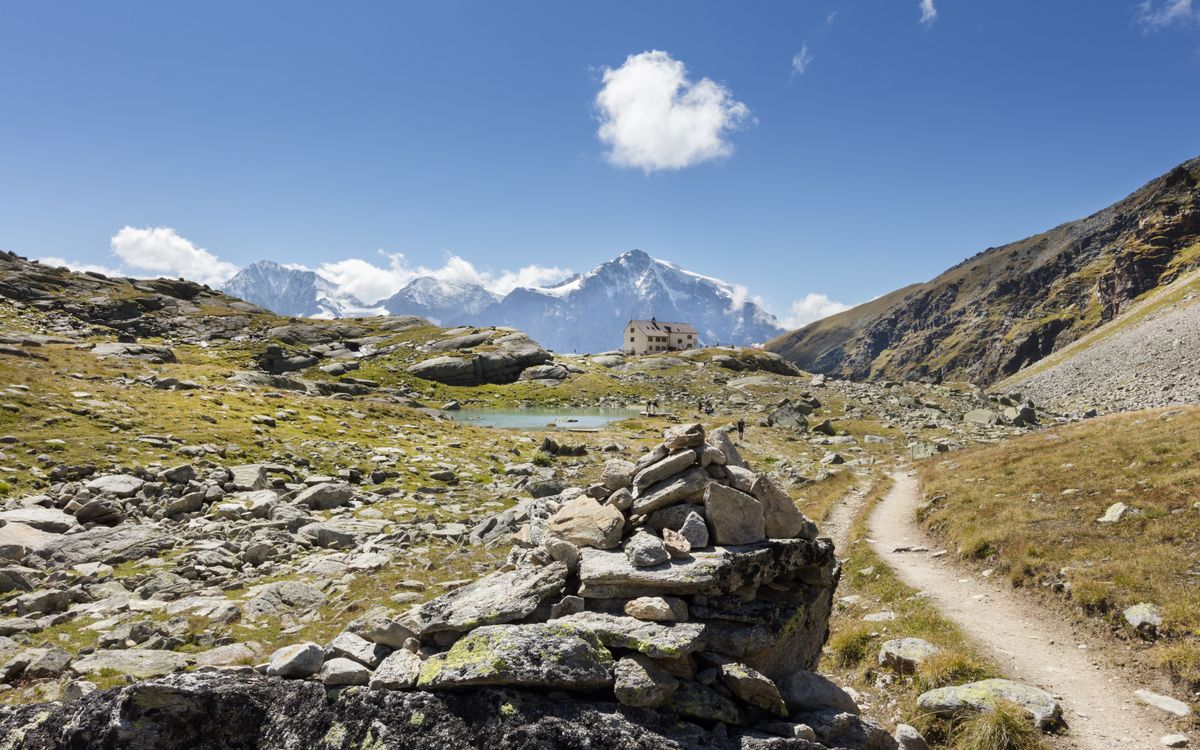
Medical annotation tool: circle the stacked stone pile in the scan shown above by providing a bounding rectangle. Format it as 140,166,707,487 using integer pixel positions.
261,423,897,748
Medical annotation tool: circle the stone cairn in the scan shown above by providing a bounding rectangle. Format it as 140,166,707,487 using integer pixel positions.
265,423,891,745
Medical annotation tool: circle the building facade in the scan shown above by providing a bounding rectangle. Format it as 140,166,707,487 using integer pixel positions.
622,318,698,355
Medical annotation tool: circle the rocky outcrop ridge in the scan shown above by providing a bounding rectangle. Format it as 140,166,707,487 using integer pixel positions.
0,251,270,343
0,671,872,749
406,328,557,386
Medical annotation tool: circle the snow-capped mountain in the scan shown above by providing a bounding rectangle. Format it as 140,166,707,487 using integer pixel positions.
222,251,784,352
375,276,500,326
221,261,384,319
476,250,783,352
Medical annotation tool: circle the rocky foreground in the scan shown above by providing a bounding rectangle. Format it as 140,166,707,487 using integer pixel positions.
0,423,903,749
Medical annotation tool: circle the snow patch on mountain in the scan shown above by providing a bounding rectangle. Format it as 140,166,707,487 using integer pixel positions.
222,261,384,319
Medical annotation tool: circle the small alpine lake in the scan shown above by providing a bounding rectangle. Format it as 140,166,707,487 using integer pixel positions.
439,407,641,430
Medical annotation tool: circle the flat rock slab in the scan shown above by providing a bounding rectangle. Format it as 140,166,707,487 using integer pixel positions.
243,581,326,620
554,612,706,659
0,508,77,534
578,538,832,599
918,678,1063,730
631,468,709,516
85,474,145,498
416,623,614,690
409,562,568,635
0,523,60,560
71,649,191,679
1135,689,1193,718
39,525,172,567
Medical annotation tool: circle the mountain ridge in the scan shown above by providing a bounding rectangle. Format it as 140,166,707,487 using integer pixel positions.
767,154,1200,385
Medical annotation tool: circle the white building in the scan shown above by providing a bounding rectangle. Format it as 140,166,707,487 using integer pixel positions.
622,318,698,355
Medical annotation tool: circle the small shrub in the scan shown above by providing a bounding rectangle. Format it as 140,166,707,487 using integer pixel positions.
1069,580,1114,614
828,623,876,668
959,534,997,560
1156,642,1200,690
531,452,555,467
951,700,1050,750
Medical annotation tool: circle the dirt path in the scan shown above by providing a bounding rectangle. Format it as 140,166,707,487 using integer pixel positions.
869,471,1173,750
821,485,868,551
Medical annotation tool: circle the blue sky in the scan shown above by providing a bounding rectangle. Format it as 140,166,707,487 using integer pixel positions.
2,1,1199,326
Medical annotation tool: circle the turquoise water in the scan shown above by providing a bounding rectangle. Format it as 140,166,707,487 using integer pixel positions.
440,407,640,430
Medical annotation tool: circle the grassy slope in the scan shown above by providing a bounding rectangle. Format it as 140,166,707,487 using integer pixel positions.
917,406,1200,694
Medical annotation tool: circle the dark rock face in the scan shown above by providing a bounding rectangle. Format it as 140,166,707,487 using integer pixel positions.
406,330,553,386
0,672,834,749
768,155,1200,385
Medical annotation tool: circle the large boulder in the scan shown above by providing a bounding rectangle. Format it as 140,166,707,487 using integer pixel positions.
416,623,614,690
407,335,552,386
917,679,1063,730
545,496,625,550
703,484,765,546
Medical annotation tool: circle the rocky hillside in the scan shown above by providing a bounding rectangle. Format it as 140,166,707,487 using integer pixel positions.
768,155,1200,385
0,251,280,343
997,267,1200,414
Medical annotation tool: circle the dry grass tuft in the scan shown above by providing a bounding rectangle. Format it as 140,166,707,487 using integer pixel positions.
950,700,1050,750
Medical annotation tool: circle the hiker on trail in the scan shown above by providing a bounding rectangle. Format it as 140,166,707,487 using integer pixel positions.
736,418,745,440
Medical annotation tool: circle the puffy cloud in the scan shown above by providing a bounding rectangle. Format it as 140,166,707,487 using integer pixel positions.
490,264,575,296
316,254,417,305
37,256,125,277
110,226,239,286
316,251,572,304
919,0,938,26
791,45,814,76
1137,0,1198,29
780,293,853,329
595,50,751,173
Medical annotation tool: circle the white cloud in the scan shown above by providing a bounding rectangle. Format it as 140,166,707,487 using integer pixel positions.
110,226,239,286
919,0,938,26
36,256,125,277
595,50,751,173
316,251,573,304
317,254,416,304
1137,0,1198,29
791,45,814,76
780,293,853,329
490,264,575,295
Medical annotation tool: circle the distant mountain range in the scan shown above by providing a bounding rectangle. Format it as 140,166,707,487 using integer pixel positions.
221,250,784,353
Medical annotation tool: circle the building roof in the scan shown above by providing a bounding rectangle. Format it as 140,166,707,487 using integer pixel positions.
627,318,698,336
